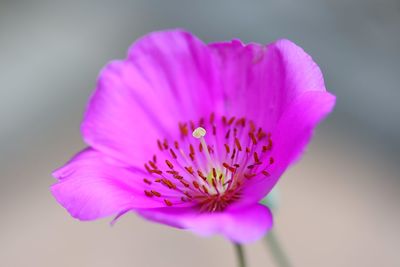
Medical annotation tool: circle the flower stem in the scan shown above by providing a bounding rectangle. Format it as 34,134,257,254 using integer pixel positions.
234,243,246,267
265,230,292,267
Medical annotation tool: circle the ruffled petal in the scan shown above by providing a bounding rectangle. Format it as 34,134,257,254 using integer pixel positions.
51,148,165,221
82,29,223,165
210,39,326,131
138,204,273,243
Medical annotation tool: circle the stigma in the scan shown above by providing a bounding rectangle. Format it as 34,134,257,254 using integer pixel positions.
142,113,275,212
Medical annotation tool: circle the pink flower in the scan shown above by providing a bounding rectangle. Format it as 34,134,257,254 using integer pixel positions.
51,29,335,243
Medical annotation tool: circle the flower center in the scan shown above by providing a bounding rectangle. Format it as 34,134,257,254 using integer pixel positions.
142,113,274,212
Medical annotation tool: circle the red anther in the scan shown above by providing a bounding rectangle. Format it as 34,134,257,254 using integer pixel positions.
151,190,161,197
144,164,151,173
183,191,193,199
179,122,188,136
173,174,183,180
144,190,153,197
222,116,227,125
269,157,274,164
197,170,207,181
225,129,231,139
209,112,215,124
174,141,179,149
234,137,242,151
164,199,173,206
231,148,236,160
198,143,203,152
236,117,246,127
193,181,200,189
262,170,270,176
153,155,157,163
228,116,236,125
184,166,194,175
149,160,157,170
244,173,256,179
143,178,152,185
222,162,236,173
249,121,256,133
199,117,205,126
169,148,177,159
179,179,190,187
254,152,260,163
257,128,267,140
249,132,257,145
163,139,169,149
150,169,162,175
224,143,230,154
165,160,174,169
212,125,216,135
212,168,217,178
157,139,163,151
161,179,176,189
202,185,209,194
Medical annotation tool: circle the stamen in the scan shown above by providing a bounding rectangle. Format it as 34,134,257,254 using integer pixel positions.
209,112,215,124
164,199,173,206
165,160,174,169
234,138,242,151
262,170,270,176
143,178,152,185
145,114,275,213
224,144,230,154
184,166,194,175
269,157,274,164
249,132,257,145
197,170,207,181
157,140,163,151
192,127,213,166
169,148,177,159
151,190,161,197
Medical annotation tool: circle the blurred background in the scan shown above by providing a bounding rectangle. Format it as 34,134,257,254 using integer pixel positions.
1,0,399,266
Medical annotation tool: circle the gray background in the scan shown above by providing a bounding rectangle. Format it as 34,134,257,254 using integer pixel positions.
1,1,399,266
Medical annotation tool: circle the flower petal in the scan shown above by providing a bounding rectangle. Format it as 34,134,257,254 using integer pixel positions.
138,204,273,243
242,91,336,202
210,39,326,131
51,148,165,221
82,29,223,165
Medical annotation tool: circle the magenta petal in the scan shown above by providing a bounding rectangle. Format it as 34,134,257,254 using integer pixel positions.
211,39,326,131
51,148,164,221
82,30,223,165
242,91,336,202
139,204,273,243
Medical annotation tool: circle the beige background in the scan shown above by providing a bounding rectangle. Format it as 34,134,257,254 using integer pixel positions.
1,1,399,266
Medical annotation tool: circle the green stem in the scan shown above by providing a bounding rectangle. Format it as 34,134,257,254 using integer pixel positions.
234,243,246,267
265,230,292,267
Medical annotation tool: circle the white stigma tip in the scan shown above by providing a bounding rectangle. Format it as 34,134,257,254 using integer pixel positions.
192,127,206,139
